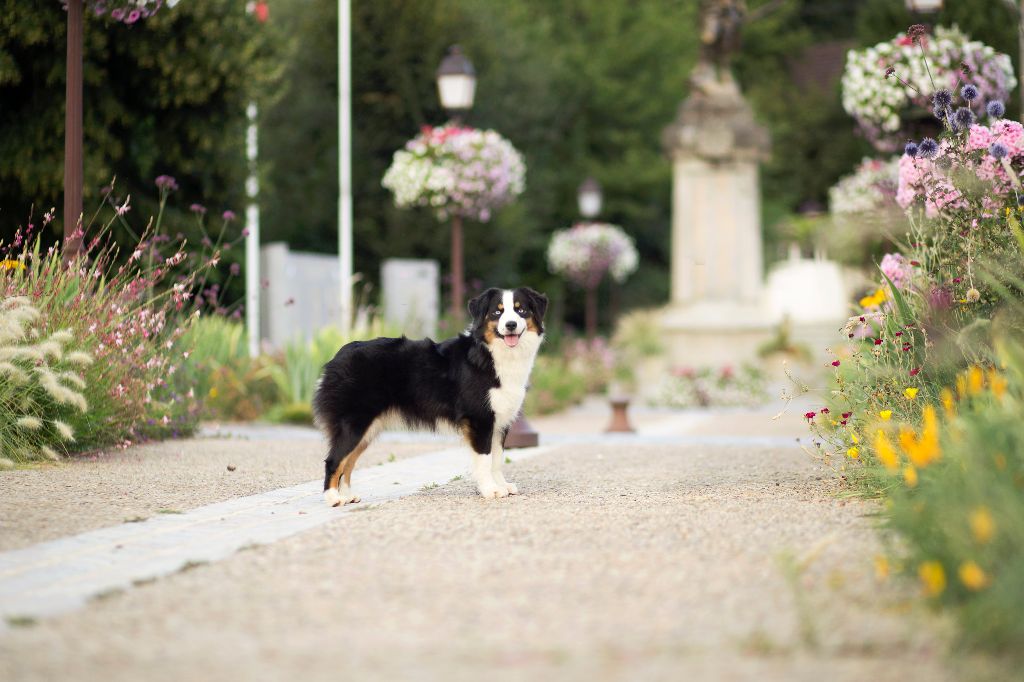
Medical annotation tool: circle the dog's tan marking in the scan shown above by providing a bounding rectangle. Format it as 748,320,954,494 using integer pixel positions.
526,317,541,334
341,440,369,487
483,319,499,344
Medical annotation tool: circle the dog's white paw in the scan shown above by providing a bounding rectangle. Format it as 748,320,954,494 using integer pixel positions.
324,487,360,507
504,480,519,495
476,481,508,499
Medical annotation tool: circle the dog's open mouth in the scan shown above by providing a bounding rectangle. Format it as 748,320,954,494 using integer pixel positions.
498,332,521,348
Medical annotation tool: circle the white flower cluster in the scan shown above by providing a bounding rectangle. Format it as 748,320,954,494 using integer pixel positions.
381,125,526,222
828,156,900,214
841,26,1015,150
547,222,638,288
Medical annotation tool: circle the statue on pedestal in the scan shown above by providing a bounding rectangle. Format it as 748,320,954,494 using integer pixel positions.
691,0,746,97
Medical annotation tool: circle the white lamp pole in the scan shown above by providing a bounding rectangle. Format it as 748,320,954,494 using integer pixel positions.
245,101,261,358
338,0,354,334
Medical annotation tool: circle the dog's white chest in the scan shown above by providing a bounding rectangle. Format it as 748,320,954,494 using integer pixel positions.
486,335,540,430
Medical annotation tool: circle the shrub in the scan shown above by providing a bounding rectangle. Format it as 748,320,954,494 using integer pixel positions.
653,365,768,409
0,297,92,464
1,179,242,458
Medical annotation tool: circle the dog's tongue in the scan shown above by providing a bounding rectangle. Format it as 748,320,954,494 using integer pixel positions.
502,334,520,348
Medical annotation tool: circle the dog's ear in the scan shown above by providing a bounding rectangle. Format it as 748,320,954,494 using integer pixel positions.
522,287,548,321
468,288,501,321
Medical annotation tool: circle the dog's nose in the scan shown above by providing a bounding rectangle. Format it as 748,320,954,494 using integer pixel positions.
504,320,518,332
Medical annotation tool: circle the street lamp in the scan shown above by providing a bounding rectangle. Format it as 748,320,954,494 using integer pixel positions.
904,0,943,12
436,45,476,122
577,177,602,220
435,45,476,323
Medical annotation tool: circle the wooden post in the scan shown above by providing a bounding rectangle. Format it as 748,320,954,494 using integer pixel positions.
63,0,84,257
450,214,464,322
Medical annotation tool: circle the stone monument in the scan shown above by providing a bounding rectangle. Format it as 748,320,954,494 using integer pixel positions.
660,0,775,366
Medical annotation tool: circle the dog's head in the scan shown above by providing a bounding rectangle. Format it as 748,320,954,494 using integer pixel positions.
468,287,548,349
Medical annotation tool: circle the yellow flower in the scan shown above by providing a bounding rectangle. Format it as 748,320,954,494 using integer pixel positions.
898,407,941,469
874,429,899,471
958,561,990,591
903,464,918,487
851,433,860,444
0,259,26,271
859,288,887,309
847,447,859,459
956,374,968,398
967,366,984,395
940,388,956,418
969,507,996,544
918,561,946,597
988,369,1007,400
904,387,919,400
880,410,893,421
874,555,890,582
209,387,219,399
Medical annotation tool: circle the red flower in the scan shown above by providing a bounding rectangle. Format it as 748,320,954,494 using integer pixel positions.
840,420,848,426
821,407,830,414
909,367,921,376
831,360,841,367
910,260,920,267
841,412,852,419
874,338,883,346
804,411,816,421
902,344,912,351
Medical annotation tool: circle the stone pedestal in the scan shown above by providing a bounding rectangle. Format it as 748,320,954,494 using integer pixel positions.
660,79,774,367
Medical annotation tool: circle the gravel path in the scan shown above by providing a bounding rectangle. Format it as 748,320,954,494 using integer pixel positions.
0,440,951,681
0,434,439,552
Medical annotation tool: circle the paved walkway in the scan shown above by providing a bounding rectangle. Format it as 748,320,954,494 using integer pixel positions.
0,403,954,681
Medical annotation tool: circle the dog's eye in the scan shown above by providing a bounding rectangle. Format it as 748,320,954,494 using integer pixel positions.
491,310,501,318
515,308,527,316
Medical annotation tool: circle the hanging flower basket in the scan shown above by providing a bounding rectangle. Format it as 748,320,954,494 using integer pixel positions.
547,222,638,290
382,124,526,222
841,26,1015,151
62,0,166,24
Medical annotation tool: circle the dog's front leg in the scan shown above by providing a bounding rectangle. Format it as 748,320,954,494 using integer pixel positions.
490,430,517,495
467,420,505,499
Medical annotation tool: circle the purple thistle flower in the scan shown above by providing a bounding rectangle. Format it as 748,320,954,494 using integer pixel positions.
932,106,947,122
987,100,1006,118
904,141,919,158
960,84,979,101
222,210,236,222
989,142,1009,159
954,107,975,129
230,262,241,276
155,175,178,191
932,89,953,109
242,228,251,238
918,138,939,159
190,203,207,215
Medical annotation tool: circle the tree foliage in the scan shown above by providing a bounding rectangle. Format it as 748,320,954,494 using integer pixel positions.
0,0,278,239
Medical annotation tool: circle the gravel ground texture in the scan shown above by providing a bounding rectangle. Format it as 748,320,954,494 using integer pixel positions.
0,435,437,552
0,441,954,682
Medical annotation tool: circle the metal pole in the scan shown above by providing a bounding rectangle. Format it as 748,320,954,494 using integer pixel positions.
338,0,354,334
450,214,464,323
245,102,261,358
1019,0,1024,117
63,0,84,256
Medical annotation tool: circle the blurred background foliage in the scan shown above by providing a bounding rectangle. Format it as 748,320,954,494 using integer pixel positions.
1,0,1022,333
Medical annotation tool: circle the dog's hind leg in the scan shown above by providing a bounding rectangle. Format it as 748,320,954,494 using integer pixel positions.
323,427,368,507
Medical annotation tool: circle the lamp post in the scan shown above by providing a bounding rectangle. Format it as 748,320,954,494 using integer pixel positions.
904,0,943,11
436,45,476,323
577,177,602,221
577,178,604,338
63,0,84,258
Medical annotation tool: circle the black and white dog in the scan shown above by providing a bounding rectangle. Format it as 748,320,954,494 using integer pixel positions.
313,287,547,506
